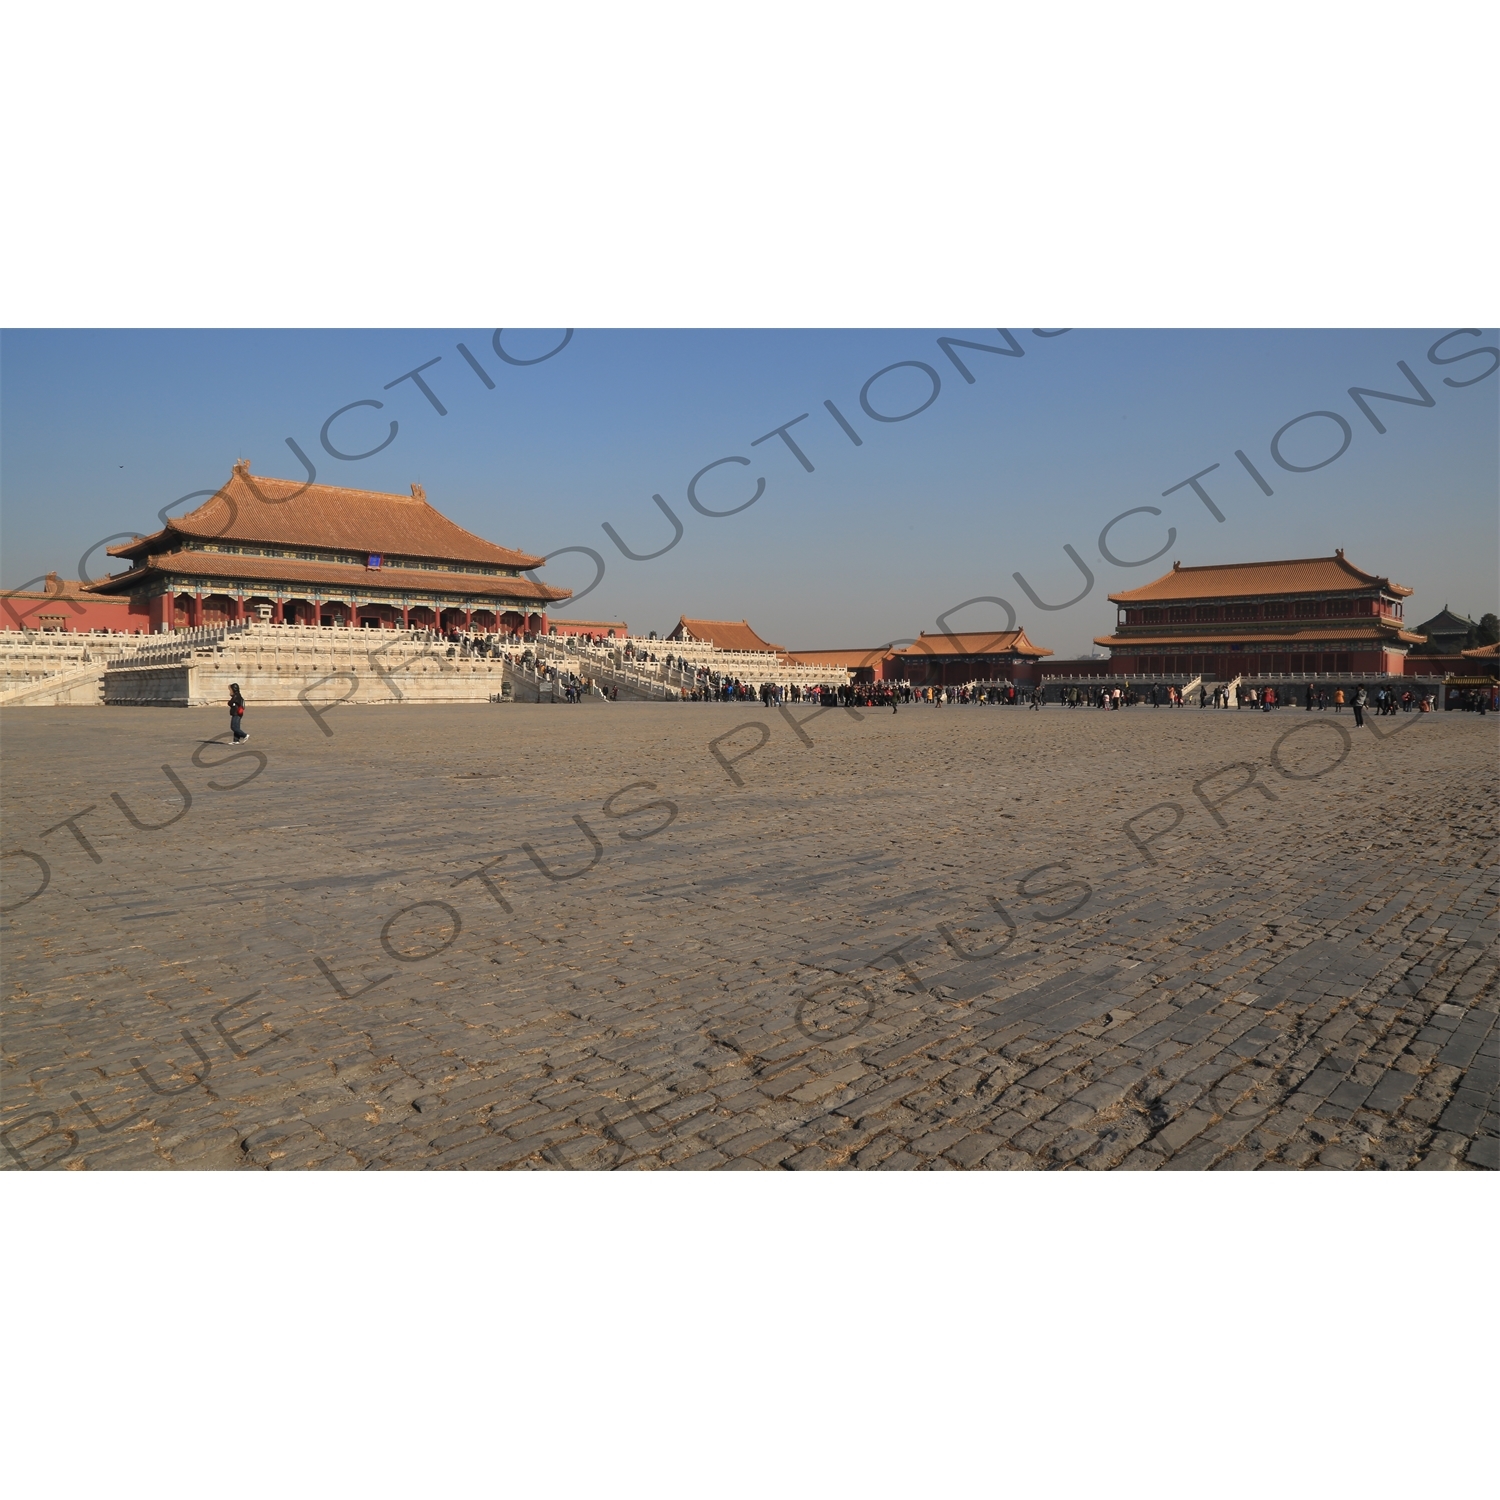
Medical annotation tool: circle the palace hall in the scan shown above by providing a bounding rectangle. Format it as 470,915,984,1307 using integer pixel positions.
783,630,1052,685
94,461,570,633
887,629,1053,686
1096,551,1424,677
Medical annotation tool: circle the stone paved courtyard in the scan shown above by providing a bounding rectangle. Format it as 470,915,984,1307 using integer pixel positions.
2,699,1495,1170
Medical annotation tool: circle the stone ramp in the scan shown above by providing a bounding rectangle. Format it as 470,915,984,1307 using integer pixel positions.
0,659,108,706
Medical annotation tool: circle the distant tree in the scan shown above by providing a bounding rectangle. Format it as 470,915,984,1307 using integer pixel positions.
1472,612,1499,648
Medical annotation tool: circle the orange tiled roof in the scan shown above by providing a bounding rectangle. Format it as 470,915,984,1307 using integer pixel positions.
669,618,783,653
109,463,545,569
888,629,1052,660
784,646,896,668
1462,641,1499,658
1109,551,1413,603
552,619,628,634
96,551,569,603
1,574,104,602
1095,623,1424,648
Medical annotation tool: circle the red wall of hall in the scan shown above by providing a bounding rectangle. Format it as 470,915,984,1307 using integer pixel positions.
2,592,147,633
1108,649,1406,677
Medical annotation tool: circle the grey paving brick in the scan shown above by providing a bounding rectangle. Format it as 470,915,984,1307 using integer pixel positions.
1154,1107,1218,1153
1465,1134,1499,1171
3,704,1492,1173
1437,1093,1488,1137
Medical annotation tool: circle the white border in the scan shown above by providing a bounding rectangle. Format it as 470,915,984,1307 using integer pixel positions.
1,3,1495,327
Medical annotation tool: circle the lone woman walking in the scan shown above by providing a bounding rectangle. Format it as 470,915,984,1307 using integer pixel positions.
228,682,248,742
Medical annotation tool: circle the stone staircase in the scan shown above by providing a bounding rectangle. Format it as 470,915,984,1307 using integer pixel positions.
0,626,239,706
0,638,102,691
0,623,258,707
550,641,680,701
555,636,851,699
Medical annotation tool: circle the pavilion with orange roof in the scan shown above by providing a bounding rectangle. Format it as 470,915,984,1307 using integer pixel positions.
93,460,570,634
1096,550,1424,678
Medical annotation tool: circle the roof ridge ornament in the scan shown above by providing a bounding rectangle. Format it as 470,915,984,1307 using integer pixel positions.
411,482,427,502
231,443,317,509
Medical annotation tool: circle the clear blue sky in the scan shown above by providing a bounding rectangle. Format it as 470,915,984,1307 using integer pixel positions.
2,328,1495,654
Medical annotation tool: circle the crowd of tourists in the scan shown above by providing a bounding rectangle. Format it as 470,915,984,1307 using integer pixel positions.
1046,682,1202,709
1053,679,1441,720
666,678,1046,708
415,629,611,702
427,625,1486,718
1449,686,1494,713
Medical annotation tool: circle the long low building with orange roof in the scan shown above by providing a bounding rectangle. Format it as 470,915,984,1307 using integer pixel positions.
1459,641,1499,675
92,460,571,633
784,630,1053,685
2,574,144,634
666,617,786,653
1096,550,1425,678
550,618,629,639
783,646,897,681
886,629,1053,687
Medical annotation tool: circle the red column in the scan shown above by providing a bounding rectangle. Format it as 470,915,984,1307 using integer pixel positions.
464,609,472,631
192,593,203,627
401,607,410,629
272,599,284,623
150,592,172,631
